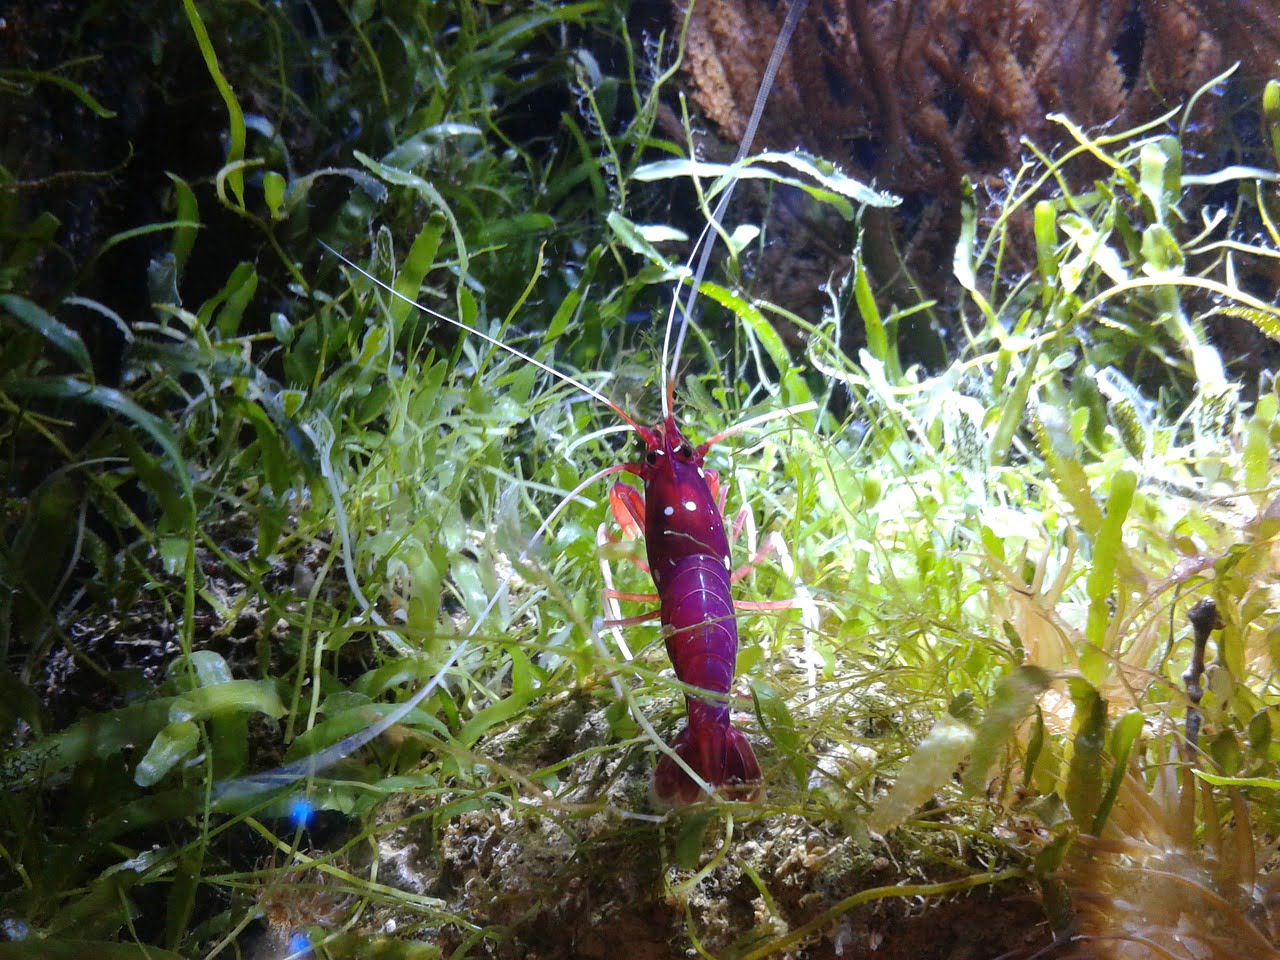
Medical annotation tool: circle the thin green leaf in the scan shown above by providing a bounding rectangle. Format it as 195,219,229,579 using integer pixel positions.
868,715,975,834
212,262,258,338
3,377,192,538
225,397,292,494
354,150,469,276
1181,166,1279,186
263,170,286,220
94,219,205,265
4,69,117,118
1192,770,1280,790
633,152,898,213
1024,706,1046,790
1138,137,1180,223
472,212,556,248
1244,416,1270,493
1217,305,1280,340
1065,678,1107,830
852,250,888,368
169,680,285,723
954,176,978,293
63,295,131,342
635,224,688,243
606,210,669,264
456,648,539,748
963,666,1052,795
122,432,194,531
750,680,810,788
1032,412,1102,535
1266,79,1280,167
135,720,200,787
165,173,200,277
700,285,785,369
392,213,448,328
1091,709,1143,833
181,0,246,206
0,293,92,374
0,700,172,785
545,247,600,345
168,651,234,688
989,345,1039,465
1140,223,1184,276
1033,200,1058,286
1084,469,1136,664
674,810,716,870
953,178,996,324
166,855,200,948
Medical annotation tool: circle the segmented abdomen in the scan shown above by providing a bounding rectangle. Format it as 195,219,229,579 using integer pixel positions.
659,554,737,726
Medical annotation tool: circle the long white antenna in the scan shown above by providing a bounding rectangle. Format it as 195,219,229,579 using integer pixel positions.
660,0,811,418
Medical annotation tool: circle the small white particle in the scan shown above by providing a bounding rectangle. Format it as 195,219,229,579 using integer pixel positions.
663,506,675,516
684,500,697,511
654,449,664,456
724,556,731,570
697,467,705,478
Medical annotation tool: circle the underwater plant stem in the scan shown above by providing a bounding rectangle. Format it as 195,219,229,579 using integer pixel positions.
740,868,1026,959
1228,785,1257,888
672,814,735,900
1183,597,1220,753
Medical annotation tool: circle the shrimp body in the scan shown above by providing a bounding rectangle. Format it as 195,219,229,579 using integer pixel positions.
623,415,761,804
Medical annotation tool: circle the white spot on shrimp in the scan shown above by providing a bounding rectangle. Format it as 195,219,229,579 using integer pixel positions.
697,467,705,478
654,449,664,456
663,506,675,516
724,556,731,570
684,500,697,511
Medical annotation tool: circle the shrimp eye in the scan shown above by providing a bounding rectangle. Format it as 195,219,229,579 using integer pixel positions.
645,450,659,465
678,442,694,459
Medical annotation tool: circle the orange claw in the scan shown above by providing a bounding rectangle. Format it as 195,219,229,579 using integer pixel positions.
703,468,724,511
609,482,646,541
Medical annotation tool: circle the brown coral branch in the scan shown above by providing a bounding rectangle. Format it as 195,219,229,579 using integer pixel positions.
845,0,906,177
675,0,1275,317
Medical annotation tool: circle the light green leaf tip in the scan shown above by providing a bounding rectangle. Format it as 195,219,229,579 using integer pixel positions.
868,715,975,834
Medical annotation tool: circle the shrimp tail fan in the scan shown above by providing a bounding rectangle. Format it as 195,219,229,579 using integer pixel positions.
653,719,762,805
